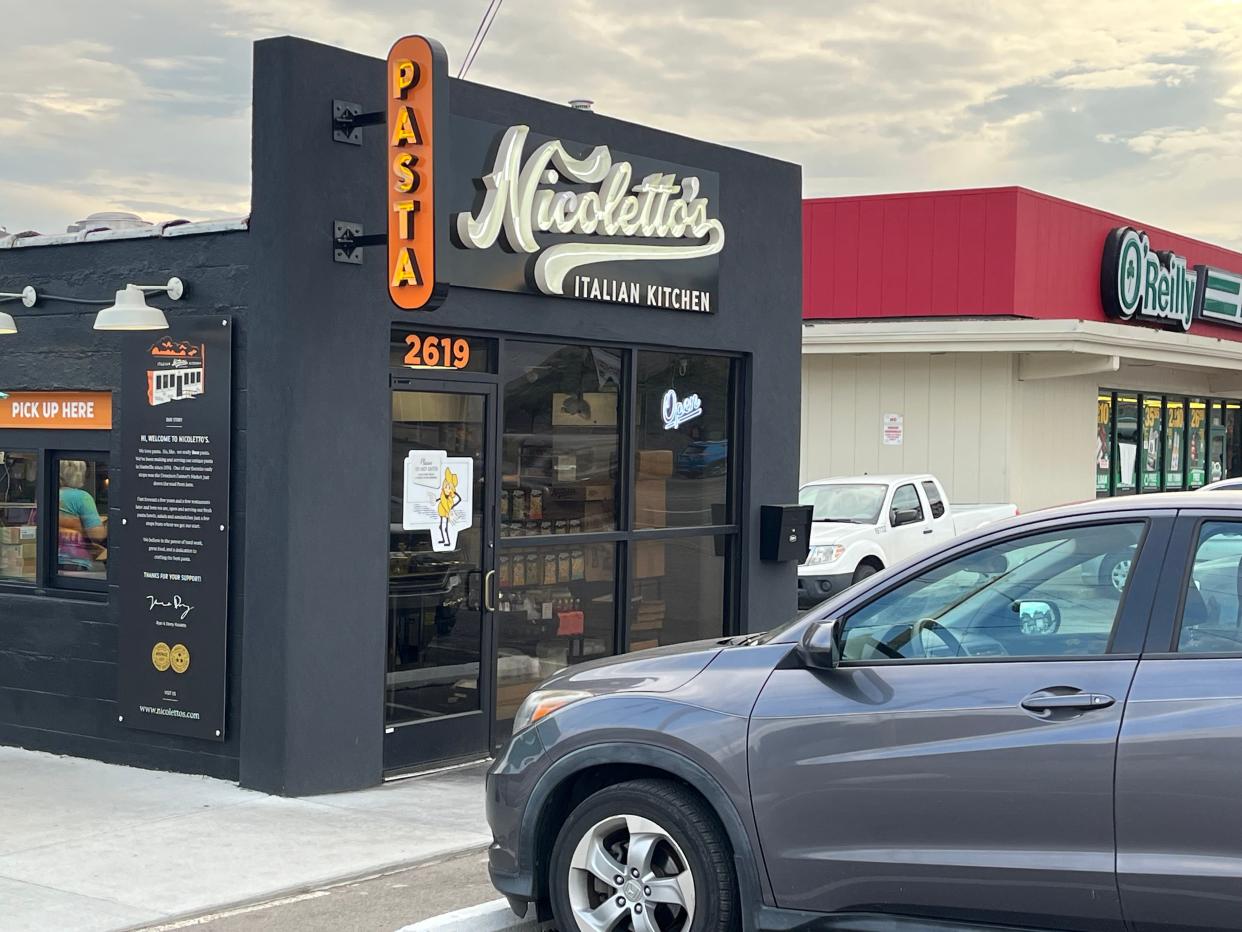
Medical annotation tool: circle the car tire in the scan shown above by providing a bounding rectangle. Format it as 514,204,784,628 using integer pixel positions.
852,562,879,585
548,778,739,932
1098,552,1132,593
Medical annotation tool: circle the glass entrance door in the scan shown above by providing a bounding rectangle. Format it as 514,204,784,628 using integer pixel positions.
385,384,495,771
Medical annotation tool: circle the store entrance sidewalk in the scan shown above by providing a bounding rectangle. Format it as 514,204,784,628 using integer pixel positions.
0,747,493,932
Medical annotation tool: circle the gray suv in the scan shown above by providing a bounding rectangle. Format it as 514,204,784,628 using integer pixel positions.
486,493,1242,931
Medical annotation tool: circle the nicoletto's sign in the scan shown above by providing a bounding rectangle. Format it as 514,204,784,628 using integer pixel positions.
385,35,724,314
455,125,725,312
1101,226,1242,332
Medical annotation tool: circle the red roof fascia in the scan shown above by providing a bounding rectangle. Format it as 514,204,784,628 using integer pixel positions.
803,186,1242,342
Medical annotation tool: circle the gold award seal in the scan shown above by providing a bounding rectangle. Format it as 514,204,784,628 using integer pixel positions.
151,642,171,672
169,643,190,674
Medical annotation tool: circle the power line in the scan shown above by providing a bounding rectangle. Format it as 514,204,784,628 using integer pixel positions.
458,0,505,79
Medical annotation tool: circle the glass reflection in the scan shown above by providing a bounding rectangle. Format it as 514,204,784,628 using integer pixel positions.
502,343,620,538
495,542,616,731
629,535,726,649
635,353,733,528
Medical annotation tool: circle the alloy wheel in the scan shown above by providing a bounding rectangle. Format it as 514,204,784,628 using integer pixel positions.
566,813,697,932
1111,558,1131,592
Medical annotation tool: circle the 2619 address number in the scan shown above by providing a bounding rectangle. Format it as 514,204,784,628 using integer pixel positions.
404,334,470,369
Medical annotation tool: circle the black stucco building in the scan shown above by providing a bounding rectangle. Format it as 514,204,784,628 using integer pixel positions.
0,36,802,795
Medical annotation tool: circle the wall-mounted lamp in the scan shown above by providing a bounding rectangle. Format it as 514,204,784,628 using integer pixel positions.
94,278,184,331
0,286,37,334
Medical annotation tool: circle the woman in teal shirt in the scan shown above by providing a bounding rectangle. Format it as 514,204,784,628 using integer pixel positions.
59,460,106,573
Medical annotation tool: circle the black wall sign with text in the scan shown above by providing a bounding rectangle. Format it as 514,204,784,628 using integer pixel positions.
446,116,723,314
117,317,232,741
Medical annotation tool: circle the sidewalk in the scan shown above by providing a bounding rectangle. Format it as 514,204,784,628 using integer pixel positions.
0,747,493,932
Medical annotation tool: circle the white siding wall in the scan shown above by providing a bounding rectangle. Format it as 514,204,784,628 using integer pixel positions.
802,352,1239,514
1009,373,1097,511
800,353,1014,506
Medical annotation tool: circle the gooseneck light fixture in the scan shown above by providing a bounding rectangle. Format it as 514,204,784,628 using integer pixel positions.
0,286,37,335
93,278,184,331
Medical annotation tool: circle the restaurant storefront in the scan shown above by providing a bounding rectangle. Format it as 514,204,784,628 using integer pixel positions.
801,186,1242,513
0,36,801,793
383,331,745,768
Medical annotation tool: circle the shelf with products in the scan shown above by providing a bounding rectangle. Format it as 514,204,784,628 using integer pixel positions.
494,539,618,721
497,543,614,590
499,481,616,538
493,581,613,720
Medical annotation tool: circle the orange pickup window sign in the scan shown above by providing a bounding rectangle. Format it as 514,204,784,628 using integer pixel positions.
1,392,113,429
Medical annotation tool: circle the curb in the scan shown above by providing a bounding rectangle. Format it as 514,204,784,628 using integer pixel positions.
398,898,549,931
132,843,492,930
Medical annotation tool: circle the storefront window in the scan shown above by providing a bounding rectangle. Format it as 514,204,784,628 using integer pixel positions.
629,536,727,649
634,352,734,529
1189,400,1208,487
495,542,616,726
1227,404,1242,479
1165,398,1186,490
492,342,740,740
1209,403,1228,484
54,455,109,586
502,343,620,537
1140,396,1163,492
0,451,39,584
1096,394,1112,497
1098,392,1242,496
1115,395,1139,493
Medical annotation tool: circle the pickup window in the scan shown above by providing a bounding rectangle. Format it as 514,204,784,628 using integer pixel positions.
922,480,946,519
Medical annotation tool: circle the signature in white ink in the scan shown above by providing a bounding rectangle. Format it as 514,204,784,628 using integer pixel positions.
146,594,195,621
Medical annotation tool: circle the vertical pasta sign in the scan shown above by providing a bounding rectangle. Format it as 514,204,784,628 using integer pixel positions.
388,35,450,310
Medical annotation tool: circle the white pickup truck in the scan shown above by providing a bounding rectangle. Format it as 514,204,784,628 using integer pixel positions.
797,474,1018,609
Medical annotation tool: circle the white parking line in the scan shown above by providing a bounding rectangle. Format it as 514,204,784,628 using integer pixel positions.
396,898,547,932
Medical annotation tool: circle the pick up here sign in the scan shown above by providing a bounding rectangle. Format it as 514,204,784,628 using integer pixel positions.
0,392,112,429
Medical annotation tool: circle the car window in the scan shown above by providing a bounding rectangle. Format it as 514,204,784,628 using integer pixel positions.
841,522,1145,662
1178,522,1242,653
798,483,887,524
921,481,945,519
891,484,923,523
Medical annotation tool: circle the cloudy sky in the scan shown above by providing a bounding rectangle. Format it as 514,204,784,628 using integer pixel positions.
3,0,1241,247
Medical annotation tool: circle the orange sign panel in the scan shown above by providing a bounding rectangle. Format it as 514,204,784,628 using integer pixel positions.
388,35,448,311
1,392,113,429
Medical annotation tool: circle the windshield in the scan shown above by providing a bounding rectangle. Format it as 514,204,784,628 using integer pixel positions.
798,483,887,524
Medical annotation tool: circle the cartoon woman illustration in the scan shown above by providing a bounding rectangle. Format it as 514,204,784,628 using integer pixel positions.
437,467,462,547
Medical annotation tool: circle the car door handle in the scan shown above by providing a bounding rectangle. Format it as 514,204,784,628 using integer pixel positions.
923,528,934,534
1021,690,1114,712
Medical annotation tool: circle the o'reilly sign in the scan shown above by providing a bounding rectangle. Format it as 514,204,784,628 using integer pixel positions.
1102,226,1242,332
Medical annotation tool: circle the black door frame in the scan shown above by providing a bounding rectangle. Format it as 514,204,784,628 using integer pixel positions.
383,378,499,773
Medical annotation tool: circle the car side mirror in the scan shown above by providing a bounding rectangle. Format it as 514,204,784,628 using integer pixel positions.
798,618,842,670
890,507,919,527
1013,599,1061,635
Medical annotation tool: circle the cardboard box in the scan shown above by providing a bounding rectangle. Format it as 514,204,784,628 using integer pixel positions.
636,449,674,478
634,479,667,527
496,681,539,718
585,545,613,581
0,525,35,544
0,542,32,580
635,540,665,579
0,541,33,559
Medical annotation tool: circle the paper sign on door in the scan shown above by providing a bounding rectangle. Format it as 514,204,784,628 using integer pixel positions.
403,450,474,553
